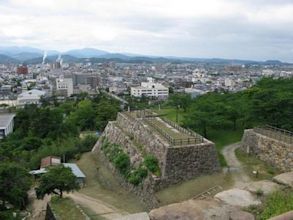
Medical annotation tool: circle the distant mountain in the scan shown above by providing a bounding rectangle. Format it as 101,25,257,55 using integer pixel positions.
0,46,289,65
0,46,43,55
24,55,79,64
65,48,109,58
0,54,19,64
10,52,43,62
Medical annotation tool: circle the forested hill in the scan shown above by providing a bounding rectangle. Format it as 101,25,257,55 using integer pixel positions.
182,78,293,137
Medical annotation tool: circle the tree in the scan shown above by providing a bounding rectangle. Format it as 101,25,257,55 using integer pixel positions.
36,165,79,199
95,99,119,130
168,93,192,112
0,162,31,209
68,100,96,131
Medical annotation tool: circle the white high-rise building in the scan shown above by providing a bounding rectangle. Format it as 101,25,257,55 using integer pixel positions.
56,77,73,97
131,77,169,98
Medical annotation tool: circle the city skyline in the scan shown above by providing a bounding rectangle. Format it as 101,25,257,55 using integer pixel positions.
1,0,293,62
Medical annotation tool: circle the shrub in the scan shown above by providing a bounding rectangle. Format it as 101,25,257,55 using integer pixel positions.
144,154,160,174
113,153,130,175
127,166,148,185
256,189,264,197
77,135,98,153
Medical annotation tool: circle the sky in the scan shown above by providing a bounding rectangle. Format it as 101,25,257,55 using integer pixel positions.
1,0,293,61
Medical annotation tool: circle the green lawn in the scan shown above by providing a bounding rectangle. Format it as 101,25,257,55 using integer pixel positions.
153,108,186,125
50,197,87,220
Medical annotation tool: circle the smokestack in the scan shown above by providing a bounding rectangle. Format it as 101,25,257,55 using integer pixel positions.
42,51,47,65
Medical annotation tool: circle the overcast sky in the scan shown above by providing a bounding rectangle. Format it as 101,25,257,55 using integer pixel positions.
1,0,293,61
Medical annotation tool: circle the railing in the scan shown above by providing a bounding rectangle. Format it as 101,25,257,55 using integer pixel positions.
161,117,204,143
144,117,203,146
123,110,204,145
254,125,293,145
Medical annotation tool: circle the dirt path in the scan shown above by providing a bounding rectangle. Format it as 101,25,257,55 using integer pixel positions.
27,189,50,220
67,192,128,219
222,142,251,188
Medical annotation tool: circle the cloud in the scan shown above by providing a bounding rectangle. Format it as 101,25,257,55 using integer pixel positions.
1,0,293,61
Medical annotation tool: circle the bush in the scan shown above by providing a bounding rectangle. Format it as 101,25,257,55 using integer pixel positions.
77,135,98,153
127,166,148,185
144,154,160,175
113,153,130,175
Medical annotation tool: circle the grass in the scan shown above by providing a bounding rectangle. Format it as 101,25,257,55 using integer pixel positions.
208,128,243,151
153,108,186,125
75,152,146,213
156,172,233,205
50,197,87,220
235,148,281,180
79,205,107,220
145,117,193,139
246,189,293,220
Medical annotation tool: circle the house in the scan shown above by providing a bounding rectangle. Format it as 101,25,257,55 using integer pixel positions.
40,156,61,168
29,156,86,186
0,113,15,139
63,163,86,186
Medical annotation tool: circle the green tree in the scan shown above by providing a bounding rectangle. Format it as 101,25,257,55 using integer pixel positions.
168,93,192,112
0,162,31,209
36,165,79,199
95,99,119,130
68,100,96,131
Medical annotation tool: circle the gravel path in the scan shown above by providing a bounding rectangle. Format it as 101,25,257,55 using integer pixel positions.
222,142,251,187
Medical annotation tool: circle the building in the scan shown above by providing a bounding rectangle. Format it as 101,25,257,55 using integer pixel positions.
41,156,61,168
63,163,86,186
17,89,46,106
56,77,73,97
30,156,86,186
17,65,28,74
131,78,169,98
0,113,15,139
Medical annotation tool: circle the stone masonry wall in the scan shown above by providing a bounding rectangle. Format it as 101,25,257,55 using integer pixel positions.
101,121,144,167
93,112,221,193
116,112,169,171
241,129,293,172
164,142,220,181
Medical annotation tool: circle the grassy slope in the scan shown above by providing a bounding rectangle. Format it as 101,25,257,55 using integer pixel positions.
235,148,281,180
76,152,146,213
50,197,86,220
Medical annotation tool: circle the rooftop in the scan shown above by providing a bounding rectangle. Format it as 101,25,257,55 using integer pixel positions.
63,163,86,178
0,113,15,128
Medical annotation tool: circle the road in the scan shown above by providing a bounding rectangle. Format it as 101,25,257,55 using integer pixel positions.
222,142,251,188
67,192,128,219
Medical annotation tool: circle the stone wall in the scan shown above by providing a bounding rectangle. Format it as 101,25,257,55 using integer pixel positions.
45,204,57,220
164,142,220,181
241,129,293,172
92,139,159,210
116,112,169,169
92,111,220,207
